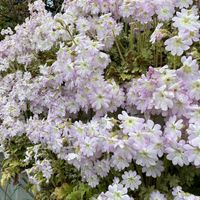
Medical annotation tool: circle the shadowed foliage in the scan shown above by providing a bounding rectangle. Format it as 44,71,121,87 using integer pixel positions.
0,0,64,40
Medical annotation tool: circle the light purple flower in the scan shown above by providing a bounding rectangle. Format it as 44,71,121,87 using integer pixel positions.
121,170,141,191
165,36,191,56
150,191,167,200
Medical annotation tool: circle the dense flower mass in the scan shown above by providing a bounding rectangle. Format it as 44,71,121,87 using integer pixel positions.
0,0,200,199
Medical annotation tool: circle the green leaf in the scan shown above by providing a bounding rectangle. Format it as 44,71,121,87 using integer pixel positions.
53,183,73,200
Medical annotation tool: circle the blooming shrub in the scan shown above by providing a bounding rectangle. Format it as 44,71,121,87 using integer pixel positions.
0,0,200,199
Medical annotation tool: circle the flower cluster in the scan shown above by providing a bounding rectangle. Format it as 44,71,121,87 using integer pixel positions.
127,58,200,116
164,6,200,56
25,145,53,190
127,63,200,168
0,0,199,199
96,178,134,200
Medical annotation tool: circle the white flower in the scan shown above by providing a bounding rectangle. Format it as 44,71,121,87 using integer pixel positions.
188,106,200,123
166,140,189,166
172,9,200,31
152,85,174,111
164,116,183,140
119,0,136,18
36,159,53,183
142,160,164,178
90,90,110,110
164,36,191,56
172,186,200,200
0,59,10,72
65,97,80,114
80,137,97,157
95,159,110,178
1,27,13,36
179,29,200,43
3,101,21,117
33,22,56,51
177,56,199,80
118,111,144,134
150,191,167,200
150,23,163,44
184,144,200,166
99,115,114,130
66,153,80,161
135,144,158,167
105,182,132,200
172,186,183,197
87,174,99,188
155,2,175,21
188,122,200,148
188,79,200,100
175,0,193,9
160,66,177,86
121,171,141,191
0,144,9,159
24,149,33,163
75,58,92,77
76,17,91,33
95,192,108,200
111,153,130,170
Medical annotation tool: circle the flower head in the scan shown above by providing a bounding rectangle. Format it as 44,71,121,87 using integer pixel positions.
150,191,167,200
165,36,191,56
121,171,141,191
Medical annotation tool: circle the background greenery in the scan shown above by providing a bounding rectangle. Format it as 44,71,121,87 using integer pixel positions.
0,0,63,40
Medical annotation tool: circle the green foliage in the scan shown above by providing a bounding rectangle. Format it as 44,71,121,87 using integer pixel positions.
0,135,83,200
51,182,95,200
179,166,200,195
105,23,165,84
190,47,200,65
52,183,73,200
1,135,32,186
138,185,155,200
105,20,200,84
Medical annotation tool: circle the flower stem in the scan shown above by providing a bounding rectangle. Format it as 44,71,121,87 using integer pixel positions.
65,26,77,45
112,30,126,64
173,56,177,69
129,21,134,51
155,43,158,68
